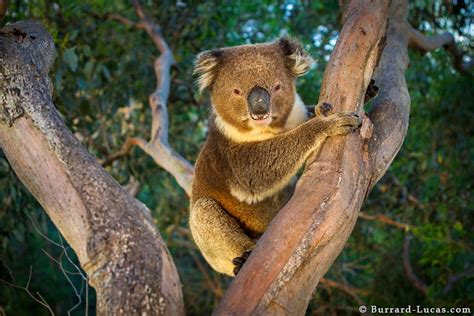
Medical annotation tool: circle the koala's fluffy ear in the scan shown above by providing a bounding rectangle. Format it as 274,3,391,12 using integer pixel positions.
278,36,314,76
194,49,224,93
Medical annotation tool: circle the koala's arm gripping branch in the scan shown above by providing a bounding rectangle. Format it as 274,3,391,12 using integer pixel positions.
229,114,359,196
229,119,328,194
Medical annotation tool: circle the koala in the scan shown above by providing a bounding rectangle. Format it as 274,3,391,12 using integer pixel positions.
190,37,361,276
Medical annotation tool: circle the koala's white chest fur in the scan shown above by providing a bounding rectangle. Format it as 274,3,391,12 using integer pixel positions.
214,92,308,144
282,93,308,130
213,93,309,204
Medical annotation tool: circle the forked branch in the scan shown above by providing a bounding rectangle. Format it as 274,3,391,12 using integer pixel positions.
215,1,390,314
106,0,193,195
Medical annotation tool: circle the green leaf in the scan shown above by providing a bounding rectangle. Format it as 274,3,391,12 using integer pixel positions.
84,60,94,79
101,65,112,81
55,69,63,92
63,47,78,72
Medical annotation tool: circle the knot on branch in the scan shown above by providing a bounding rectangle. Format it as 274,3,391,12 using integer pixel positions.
360,114,374,140
0,21,55,75
0,21,56,126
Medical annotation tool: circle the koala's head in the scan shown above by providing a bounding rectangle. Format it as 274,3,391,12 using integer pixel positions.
194,37,314,139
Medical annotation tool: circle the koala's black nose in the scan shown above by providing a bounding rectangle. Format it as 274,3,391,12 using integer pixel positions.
247,86,271,118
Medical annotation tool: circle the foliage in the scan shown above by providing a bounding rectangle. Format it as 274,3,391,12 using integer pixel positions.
0,0,472,315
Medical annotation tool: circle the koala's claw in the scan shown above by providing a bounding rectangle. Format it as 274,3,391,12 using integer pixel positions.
327,111,362,136
232,250,252,275
315,102,333,117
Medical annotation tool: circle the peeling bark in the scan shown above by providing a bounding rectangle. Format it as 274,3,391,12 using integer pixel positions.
0,21,184,315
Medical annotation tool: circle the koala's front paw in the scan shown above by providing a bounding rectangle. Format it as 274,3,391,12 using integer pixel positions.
326,112,362,136
307,103,333,119
315,102,333,117
232,250,252,276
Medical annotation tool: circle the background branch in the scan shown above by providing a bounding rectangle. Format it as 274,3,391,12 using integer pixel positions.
358,212,411,230
319,278,368,306
102,137,145,166
106,0,194,195
402,233,428,296
408,27,473,73
0,0,7,24
104,13,144,29
0,266,54,315
443,266,474,295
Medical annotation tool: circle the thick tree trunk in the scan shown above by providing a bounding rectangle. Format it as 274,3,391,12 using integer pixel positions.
0,21,184,315
215,0,412,314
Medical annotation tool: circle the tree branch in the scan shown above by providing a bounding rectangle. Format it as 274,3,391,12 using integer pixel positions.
368,1,411,186
358,212,412,230
408,27,473,73
106,0,194,195
215,1,390,314
0,266,54,315
443,266,474,294
102,137,145,166
0,21,184,315
402,233,428,296
105,13,145,29
0,0,7,24
319,278,368,306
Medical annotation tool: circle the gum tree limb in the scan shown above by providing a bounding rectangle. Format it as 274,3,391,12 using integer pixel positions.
0,21,184,315
402,233,428,296
408,27,473,74
105,0,194,195
215,1,390,314
367,0,411,186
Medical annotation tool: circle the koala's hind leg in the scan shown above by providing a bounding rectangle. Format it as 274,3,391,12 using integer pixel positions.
190,198,255,276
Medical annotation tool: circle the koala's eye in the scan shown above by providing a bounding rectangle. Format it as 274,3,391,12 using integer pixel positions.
274,84,282,92
233,88,242,96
